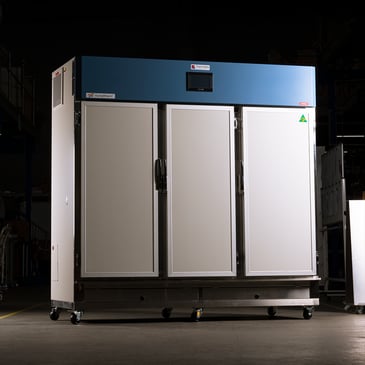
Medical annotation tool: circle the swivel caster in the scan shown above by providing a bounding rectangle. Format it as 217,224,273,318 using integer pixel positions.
303,307,313,320
191,308,203,322
70,311,83,325
49,307,60,321
162,307,173,319
267,306,277,318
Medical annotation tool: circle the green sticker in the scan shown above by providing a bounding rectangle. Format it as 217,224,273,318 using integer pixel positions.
299,115,308,123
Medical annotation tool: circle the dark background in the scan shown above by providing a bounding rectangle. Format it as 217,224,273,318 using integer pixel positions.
0,3,364,285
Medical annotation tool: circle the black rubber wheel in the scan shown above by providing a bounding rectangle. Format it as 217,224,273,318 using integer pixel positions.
303,308,313,320
162,307,172,319
70,312,81,325
267,306,277,318
49,308,60,321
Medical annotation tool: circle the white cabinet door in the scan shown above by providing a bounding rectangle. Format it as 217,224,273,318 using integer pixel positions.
81,102,158,277
242,107,316,276
166,104,236,277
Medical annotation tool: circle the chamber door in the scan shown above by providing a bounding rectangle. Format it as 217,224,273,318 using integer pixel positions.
242,106,316,276
166,104,236,277
80,102,158,277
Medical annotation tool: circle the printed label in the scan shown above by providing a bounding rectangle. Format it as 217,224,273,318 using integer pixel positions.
86,92,116,99
190,64,211,71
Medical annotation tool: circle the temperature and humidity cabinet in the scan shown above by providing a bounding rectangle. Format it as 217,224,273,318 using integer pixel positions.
50,56,319,324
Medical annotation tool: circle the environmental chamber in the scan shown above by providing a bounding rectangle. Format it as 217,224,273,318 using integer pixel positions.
50,56,319,324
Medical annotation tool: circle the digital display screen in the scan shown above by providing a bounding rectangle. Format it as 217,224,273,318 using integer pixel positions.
186,72,213,92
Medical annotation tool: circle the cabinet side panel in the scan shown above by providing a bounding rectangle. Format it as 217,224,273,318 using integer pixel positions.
51,59,75,302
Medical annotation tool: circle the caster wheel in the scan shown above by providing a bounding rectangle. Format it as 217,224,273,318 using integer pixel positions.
191,308,203,322
267,306,277,318
303,307,313,320
49,307,60,321
70,311,82,325
162,307,172,319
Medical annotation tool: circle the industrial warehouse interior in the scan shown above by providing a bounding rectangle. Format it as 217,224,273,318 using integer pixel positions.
1,4,365,364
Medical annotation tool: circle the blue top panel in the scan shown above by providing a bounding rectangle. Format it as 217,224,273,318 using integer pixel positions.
79,56,316,107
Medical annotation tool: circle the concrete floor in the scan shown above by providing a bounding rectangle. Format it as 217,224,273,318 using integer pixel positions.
0,284,364,365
